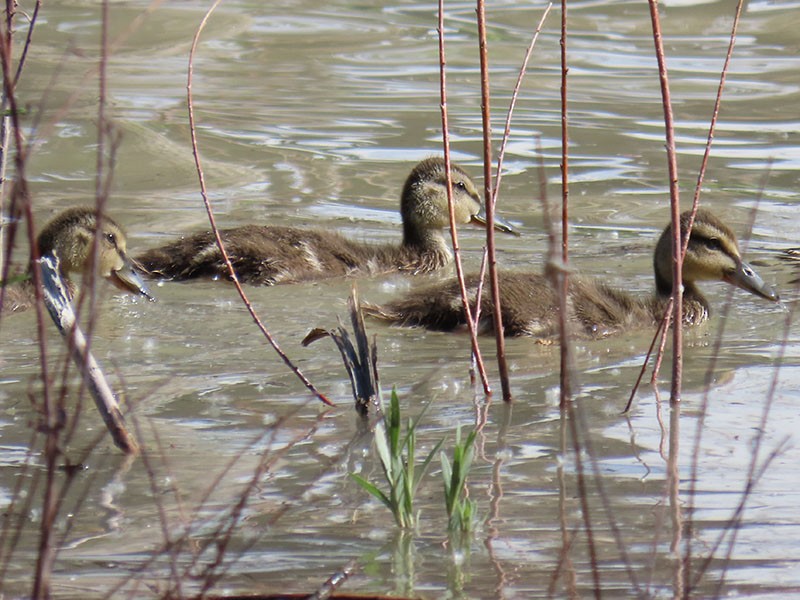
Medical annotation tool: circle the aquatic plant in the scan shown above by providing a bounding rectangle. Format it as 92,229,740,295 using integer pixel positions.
351,389,443,529
441,425,478,532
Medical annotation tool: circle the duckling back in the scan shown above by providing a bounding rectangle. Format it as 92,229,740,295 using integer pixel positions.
364,272,657,339
137,225,448,285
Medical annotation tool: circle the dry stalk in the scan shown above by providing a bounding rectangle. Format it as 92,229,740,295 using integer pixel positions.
66,0,127,452
469,248,488,338
437,0,490,394
474,0,512,401
646,0,683,405
0,7,125,597
492,4,552,202
687,0,746,219
651,0,745,402
39,256,138,453
0,11,61,598
555,0,573,411
187,0,331,406
622,303,670,414
628,2,749,589
0,0,39,267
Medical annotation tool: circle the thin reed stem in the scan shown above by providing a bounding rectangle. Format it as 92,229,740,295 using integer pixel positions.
187,0,331,406
557,0,572,407
622,303,670,414
492,4,552,203
647,0,683,405
437,0,490,395
475,0,512,401
688,0,745,217
0,10,60,597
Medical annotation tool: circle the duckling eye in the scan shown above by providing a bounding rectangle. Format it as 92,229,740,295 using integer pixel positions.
703,237,723,252
454,181,467,192
105,232,117,246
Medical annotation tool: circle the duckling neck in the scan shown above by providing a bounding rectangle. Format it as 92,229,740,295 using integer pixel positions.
652,277,710,326
400,227,452,269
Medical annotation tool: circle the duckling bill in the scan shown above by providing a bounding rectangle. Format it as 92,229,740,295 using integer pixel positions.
364,209,778,338
1,207,152,313
136,157,518,285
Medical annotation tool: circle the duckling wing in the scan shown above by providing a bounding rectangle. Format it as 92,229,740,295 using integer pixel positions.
568,278,653,338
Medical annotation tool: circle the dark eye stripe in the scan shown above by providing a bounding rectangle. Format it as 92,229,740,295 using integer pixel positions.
703,237,722,251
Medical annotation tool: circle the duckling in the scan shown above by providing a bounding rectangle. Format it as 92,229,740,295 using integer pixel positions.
136,157,517,285
1,207,152,313
364,209,778,338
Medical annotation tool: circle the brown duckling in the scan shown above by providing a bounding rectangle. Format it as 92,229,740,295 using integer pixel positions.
1,206,152,313
364,209,779,338
136,157,517,285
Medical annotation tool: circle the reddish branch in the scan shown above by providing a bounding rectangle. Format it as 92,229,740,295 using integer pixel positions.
188,0,331,406
437,0,491,394
475,0,512,401
647,0,683,405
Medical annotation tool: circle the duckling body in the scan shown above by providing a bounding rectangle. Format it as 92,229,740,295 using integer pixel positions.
1,207,151,313
365,209,778,338
137,158,516,285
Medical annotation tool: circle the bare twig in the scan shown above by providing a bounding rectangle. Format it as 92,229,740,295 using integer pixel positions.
0,11,60,598
646,0,683,405
11,1,41,89
492,4,552,202
39,256,138,453
556,0,573,409
622,303,670,414
475,0,512,401
187,0,331,406
687,0,745,219
1,1,40,268
437,0,490,394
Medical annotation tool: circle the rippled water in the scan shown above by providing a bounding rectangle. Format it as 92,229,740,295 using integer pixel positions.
1,0,799,597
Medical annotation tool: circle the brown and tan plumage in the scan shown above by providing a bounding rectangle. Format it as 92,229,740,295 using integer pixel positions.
364,209,779,338
136,158,516,285
1,207,152,313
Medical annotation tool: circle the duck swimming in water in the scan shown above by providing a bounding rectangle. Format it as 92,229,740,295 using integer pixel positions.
136,157,517,285
364,209,779,338
1,206,152,313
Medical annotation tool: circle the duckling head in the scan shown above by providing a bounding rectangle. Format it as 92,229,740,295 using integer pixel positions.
653,208,778,303
400,157,517,247
36,207,152,299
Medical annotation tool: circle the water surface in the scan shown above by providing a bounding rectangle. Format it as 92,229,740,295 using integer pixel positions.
1,0,799,597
